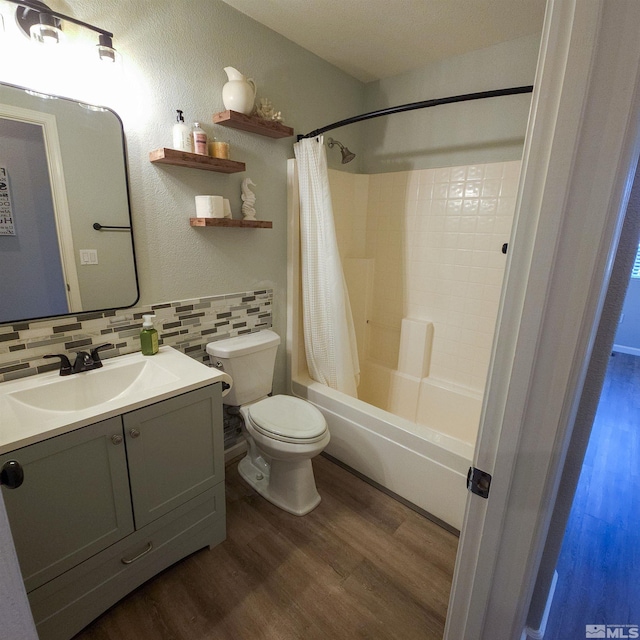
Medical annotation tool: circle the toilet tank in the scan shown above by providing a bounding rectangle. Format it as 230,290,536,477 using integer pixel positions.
206,330,281,406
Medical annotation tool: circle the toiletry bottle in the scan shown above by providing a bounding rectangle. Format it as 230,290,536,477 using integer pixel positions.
140,314,159,355
192,122,208,155
172,110,192,152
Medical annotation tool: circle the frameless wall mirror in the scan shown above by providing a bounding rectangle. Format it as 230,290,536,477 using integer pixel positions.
0,81,138,324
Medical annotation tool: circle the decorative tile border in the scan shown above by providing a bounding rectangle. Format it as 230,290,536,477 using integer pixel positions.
0,289,272,383
0,289,272,450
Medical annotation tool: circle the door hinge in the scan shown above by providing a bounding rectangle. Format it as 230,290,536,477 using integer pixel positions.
467,466,492,498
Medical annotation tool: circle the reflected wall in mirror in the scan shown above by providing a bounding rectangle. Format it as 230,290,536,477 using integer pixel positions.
0,82,139,324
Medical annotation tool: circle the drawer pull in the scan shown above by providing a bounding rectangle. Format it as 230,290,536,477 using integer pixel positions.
121,541,153,565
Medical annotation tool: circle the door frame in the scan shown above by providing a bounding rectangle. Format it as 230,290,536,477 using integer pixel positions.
0,103,82,311
445,1,640,638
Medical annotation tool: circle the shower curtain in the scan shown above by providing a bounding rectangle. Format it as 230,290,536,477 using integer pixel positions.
293,136,360,397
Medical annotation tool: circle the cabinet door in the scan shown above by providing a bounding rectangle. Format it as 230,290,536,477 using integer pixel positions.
0,417,134,592
123,384,223,529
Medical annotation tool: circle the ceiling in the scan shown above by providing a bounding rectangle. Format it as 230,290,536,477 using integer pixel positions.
220,0,547,83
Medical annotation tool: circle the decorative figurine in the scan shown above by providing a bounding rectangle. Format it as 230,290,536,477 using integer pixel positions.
254,97,283,122
241,178,257,220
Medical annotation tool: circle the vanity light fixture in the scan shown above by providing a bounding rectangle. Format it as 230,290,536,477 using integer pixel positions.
7,0,116,61
96,33,115,62
30,8,61,44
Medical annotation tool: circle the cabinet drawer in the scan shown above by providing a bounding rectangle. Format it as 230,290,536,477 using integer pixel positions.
0,417,134,592
123,385,224,528
29,482,226,640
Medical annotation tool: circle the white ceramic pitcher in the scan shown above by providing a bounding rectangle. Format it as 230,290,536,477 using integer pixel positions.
222,67,256,115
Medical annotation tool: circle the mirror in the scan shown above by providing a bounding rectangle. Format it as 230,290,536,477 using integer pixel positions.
0,81,138,324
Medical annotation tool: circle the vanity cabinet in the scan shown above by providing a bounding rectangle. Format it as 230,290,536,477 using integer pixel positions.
0,384,225,640
0,416,134,594
123,387,224,528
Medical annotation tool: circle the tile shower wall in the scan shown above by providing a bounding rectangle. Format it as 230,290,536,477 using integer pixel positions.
330,161,520,395
0,289,273,448
330,169,369,260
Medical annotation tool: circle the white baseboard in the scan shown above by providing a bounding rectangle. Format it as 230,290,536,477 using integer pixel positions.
522,571,558,640
224,438,247,463
612,344,640,356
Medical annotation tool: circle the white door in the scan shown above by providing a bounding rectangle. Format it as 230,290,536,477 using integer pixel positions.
445,1,640,638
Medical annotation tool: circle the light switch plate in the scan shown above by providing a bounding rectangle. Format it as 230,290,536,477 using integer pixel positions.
79,249,98,265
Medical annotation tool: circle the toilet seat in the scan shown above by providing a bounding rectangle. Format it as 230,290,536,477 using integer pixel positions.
246,395,327,444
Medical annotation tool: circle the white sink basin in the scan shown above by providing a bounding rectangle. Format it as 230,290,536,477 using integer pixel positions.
0,346,231,455
8,359,179,412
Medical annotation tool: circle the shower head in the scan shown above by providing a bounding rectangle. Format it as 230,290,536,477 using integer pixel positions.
327,137,356,164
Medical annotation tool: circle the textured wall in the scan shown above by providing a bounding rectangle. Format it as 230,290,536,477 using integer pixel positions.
0,1,541,396
361,34,540,173
0,0,365,394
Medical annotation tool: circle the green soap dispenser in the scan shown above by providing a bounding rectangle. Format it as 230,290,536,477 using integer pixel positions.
140,314,159,355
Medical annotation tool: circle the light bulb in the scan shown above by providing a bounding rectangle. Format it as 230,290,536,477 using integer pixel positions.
97,33,116,62
29,12,61,45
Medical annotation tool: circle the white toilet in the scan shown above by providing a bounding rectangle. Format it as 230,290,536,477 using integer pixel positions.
206,330,330,516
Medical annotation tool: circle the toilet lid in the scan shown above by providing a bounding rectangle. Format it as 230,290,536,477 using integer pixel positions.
247,395,327,441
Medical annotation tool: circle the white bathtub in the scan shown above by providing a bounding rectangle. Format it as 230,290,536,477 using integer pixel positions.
291,373,474,531
287,159,476,531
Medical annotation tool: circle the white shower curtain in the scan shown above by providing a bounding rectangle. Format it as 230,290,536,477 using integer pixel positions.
293,136,360,397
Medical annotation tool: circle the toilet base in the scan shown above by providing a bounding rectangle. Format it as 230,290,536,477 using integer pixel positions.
238,454,322,516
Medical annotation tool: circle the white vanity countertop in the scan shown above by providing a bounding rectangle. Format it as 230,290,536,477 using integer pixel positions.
0,347,230,455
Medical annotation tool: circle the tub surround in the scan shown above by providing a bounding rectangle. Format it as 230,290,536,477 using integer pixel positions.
289,160,519,527
289,160,477,529
332,160,521,398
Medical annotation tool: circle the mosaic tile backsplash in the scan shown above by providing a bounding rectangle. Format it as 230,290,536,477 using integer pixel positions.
0,289,272,447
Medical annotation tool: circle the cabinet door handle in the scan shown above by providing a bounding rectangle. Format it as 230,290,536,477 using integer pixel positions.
111,434,123,445
0,460,24,489
121,541,153,565
129,428,140,439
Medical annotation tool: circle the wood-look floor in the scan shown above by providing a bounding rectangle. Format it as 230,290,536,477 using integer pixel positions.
74,454,459,640
545,352,640,639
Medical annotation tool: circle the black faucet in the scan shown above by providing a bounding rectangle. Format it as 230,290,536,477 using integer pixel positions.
44,343,114,376
43,353,73,376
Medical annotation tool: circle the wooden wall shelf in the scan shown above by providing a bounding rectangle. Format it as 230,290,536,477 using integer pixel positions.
149,148,245,173
213,110,294,139
190,218,272,229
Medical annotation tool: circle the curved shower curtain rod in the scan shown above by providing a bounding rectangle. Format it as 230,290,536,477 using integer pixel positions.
297,85,534,141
